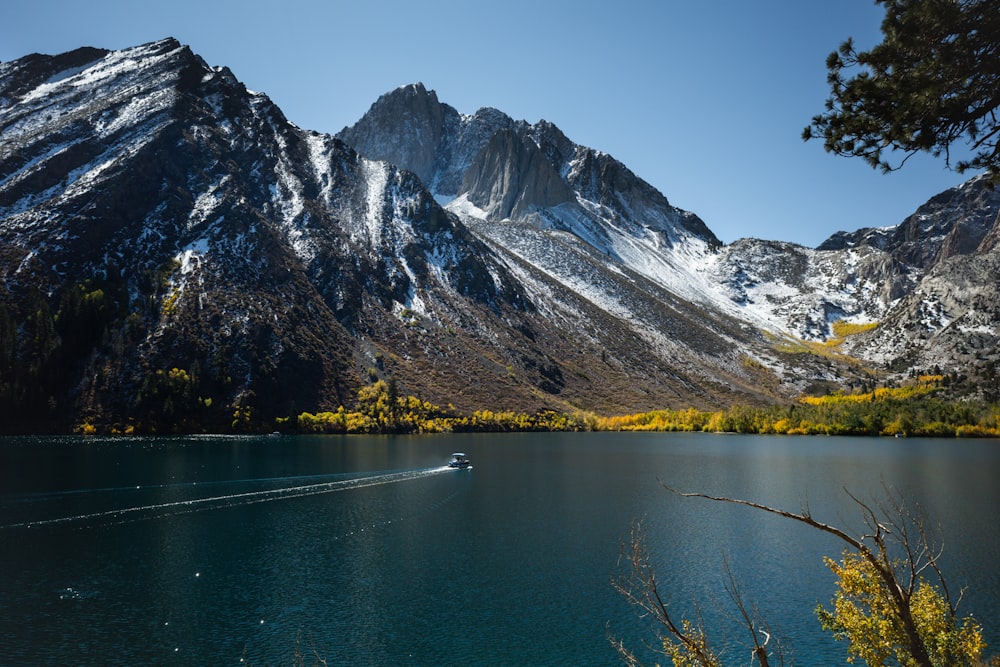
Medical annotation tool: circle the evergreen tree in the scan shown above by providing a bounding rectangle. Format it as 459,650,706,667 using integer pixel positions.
803,0,1000,181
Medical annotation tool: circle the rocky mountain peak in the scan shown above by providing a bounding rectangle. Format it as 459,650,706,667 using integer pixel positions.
817,174,1000,267
339,83,721,247
525,119,575,167
337,82,451,186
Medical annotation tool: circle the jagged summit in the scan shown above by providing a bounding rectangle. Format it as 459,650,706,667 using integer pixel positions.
817,174,1000,265
339,82,721,250
338,82,450,185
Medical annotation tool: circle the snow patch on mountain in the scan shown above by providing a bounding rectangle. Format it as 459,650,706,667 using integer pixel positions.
361,160,390,247
305,132,336,203
270,131,320,264
703,240,900,341
188,176,227,230
176,238,209,275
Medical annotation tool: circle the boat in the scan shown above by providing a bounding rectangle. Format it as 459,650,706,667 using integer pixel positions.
448,452,472,469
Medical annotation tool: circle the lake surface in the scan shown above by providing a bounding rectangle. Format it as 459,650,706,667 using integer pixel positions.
1,433,997,666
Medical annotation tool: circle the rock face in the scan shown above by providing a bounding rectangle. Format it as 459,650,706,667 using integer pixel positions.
339,84,719,243
460,127,574,220
819,176,1000,267
2,40,999,432
834,178,1000,378
335,83,448,187
708,175,1000,387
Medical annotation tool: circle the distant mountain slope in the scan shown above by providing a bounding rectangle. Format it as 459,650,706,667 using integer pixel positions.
819,175,1000,267
2,41,997,432
830,176,1000,378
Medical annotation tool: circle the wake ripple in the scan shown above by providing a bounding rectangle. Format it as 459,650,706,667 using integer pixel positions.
1,466,453,530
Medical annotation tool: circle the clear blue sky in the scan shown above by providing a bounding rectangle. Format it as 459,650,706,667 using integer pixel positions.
1,0,976,247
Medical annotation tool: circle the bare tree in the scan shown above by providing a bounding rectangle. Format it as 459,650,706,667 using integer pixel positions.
611,519,783,667
612,483,987,667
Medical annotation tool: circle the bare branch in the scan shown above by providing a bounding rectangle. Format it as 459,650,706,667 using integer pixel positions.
663,484,867,553
611,519,721,667
721,555,782,667
662,484,944,667
607,630,644,667
616,480,986,667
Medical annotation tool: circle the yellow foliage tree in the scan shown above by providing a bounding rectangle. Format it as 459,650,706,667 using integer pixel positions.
818,550,985,667
614,486,993,667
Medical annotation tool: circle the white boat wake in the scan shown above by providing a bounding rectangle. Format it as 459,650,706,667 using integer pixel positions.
2,466,453,529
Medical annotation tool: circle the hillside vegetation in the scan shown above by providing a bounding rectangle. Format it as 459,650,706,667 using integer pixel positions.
74,374,1000,438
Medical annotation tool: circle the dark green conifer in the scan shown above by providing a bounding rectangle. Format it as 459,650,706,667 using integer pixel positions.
804,0,1000,181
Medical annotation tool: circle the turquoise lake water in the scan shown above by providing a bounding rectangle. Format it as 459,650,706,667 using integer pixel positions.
1,432,997,666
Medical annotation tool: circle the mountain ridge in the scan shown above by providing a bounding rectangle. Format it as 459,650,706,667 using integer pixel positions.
338,82,721,246
1,39,998,432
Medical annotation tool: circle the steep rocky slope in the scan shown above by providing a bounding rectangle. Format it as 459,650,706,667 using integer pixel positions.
706,176,1000,397
834,177,1000,379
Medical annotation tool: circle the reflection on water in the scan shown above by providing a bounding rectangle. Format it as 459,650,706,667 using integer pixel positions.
0,433,997,666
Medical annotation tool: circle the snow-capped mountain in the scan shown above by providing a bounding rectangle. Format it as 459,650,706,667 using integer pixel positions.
339,82,999,343
1,40,997,431
705,174,1000,374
